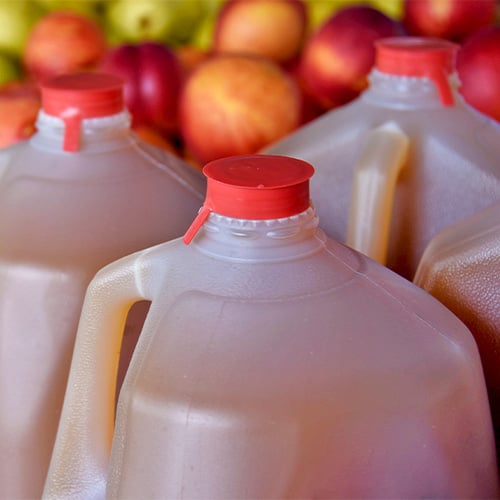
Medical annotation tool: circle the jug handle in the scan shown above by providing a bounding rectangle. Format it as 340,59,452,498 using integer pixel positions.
345,122,409,265
43,251,151,500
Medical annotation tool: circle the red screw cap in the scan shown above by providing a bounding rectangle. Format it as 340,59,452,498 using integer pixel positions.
374,37,459,106
40,73,125,152
183,154,315,245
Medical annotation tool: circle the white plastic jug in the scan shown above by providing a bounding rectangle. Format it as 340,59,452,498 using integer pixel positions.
264,36,500,280
0,72,205,499
414,201,500,460
44,154,497,499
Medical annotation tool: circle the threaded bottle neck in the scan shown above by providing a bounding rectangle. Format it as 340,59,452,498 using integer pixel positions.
191,207,325,262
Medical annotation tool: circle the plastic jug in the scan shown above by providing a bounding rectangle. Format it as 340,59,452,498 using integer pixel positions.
44,154,497,499
414,202,500,458
263,36,500,280
0,73,206,499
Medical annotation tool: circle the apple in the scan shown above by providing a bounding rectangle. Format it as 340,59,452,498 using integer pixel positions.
0,54,22,87
304,0,357,32
104,0,207,47
285,55,325,125
368,0,404,20
22,11,107,83
189,0,227,50
132,125,179,155
179,53,302,164
298,5,403,110
457,26,500,122
98,42,184,134
0,81,41,149
403,0,496,41
213,0,307,64
35,0,101,19
0,0,44,58
175,45,212,76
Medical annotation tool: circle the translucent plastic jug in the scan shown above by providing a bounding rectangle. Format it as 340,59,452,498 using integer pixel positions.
44,154,497,499
0,73,205,499
414,202,500,458
263,36,500,280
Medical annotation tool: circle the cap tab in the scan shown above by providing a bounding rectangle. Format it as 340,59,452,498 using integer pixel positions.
375,37,459,106
40,73,125,152
183,155,314,245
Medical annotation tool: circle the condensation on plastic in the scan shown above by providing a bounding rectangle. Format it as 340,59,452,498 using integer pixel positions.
263,36,500,280
414,202,500,458
0,83,206,499
44,156,497,499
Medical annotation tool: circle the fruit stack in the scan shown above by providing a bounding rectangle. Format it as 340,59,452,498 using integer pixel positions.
0,1,498,498
0,0,497,162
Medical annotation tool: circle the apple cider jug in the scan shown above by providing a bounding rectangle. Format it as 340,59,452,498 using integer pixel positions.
264,36,500,280
414,202,500,460
0,73,205,499
44,155,498,499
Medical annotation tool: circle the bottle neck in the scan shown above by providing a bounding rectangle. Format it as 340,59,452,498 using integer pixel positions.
191,206,325,262
30,110,132,153
361,69,461,109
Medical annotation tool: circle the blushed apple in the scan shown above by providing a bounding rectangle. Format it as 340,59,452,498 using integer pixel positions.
179,53,302,164
285,55,325,124
298,5,402,110
22,11,107,82
175,45,212,76
98,42,184,135
0,81,41,148
214,0,308,64
403,0,496,41
132,125,179,155
457,26,500,122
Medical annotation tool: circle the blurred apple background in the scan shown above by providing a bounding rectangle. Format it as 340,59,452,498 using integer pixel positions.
0,0,497,164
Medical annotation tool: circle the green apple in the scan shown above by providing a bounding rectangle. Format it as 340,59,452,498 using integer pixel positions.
0,0,44,57
104,0,207,46
368,0,403,20
0,53,21,86
304,0,360,32
189,0,226,50
35,0,102,20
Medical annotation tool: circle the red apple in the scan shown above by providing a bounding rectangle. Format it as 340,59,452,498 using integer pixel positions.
22,11,107,83
214,0,308,64
98,42,184,135
457,26,500,122
179,53,302,164
285,55,325,124
133,125,179,155
403,0,496,41
298,5,403,110
175,45,212,76
0,81,41,148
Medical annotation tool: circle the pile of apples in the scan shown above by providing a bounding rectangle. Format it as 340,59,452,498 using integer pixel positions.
0,0,498,166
